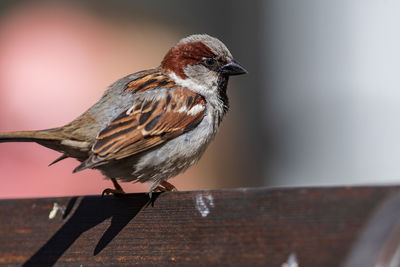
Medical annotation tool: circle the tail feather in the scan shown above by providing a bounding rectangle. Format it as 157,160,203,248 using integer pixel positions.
73,154,105,173
0,129,91,163
0,129,64,143
48,154,69,166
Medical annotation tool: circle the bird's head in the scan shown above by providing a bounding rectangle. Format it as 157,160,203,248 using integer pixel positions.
161,34,247,96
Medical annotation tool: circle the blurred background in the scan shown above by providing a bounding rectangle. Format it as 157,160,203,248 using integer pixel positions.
0,0,399,198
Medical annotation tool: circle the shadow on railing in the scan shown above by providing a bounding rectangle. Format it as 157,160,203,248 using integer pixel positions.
23,193,159,266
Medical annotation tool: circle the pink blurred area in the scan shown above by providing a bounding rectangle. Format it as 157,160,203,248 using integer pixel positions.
0,2,187,198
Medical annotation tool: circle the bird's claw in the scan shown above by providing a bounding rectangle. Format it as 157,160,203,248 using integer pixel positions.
148,181,178,199
101,188,125,197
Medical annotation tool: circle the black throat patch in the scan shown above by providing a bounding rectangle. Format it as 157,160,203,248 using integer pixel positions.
218,75,230,114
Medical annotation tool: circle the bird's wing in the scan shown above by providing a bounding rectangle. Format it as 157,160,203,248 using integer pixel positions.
73,87,206,172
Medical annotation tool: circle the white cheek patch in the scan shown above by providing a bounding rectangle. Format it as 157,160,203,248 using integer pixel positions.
187,104,205,115
168,72,212,96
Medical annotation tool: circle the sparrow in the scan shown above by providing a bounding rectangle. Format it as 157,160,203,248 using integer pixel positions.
0,34,247,197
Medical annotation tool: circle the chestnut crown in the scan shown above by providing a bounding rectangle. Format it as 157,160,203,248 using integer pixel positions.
161,34,247,80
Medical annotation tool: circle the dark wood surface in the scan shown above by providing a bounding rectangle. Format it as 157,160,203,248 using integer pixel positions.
0,186,400,266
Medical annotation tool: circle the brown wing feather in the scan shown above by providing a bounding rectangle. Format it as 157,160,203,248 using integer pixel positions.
124,68,176,93
73,87,206,172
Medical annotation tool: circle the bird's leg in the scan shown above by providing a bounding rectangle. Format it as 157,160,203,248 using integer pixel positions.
102,178,126,197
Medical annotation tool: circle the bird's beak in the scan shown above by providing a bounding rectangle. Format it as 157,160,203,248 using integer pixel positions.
220,59,248,76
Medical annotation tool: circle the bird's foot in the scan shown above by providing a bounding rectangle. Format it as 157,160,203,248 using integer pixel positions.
148,181,178,199
160,180,178,192
153,181,178,192
102,178,126,197
102,188,125,197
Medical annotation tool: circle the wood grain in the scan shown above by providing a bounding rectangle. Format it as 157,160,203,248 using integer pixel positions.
0,186,399,266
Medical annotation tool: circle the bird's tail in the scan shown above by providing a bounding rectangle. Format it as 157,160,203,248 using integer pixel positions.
0,129,64,143
0,128,90,165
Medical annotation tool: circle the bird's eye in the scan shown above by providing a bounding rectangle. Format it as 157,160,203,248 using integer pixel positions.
203,57,215,66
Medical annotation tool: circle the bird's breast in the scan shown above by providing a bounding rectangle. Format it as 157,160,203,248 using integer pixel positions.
131,107,221,183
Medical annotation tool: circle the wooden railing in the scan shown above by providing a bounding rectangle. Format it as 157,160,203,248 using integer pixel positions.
1,186,400,266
